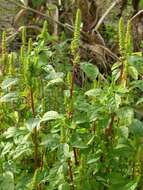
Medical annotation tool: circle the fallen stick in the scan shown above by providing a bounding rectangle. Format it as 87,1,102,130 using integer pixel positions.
94,0,121,31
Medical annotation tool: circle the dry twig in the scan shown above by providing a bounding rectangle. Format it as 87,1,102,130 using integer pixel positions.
94,0,121,31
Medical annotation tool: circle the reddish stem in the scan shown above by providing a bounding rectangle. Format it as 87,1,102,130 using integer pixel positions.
69,64,79,165
106,113,115,137
73,147,79,165
67,159,74,190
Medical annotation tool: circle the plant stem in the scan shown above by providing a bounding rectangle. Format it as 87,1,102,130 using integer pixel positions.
67,159,74,190
73,147,79,165
70,64,76,99
69,64,79,165
30,88,38,172
106,113,115,137
68,64,77,118
30,88,35,118
40,146,46,172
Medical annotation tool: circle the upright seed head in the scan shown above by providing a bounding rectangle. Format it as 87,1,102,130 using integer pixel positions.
41,20,48,39
22,27,26,47
1,31,8,74
125,20,132,54
118,17,125,55
71,9,81,57
9,52,15,75
28,38,33,55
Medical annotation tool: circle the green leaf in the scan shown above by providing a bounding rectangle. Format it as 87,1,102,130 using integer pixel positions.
40,134,60,150
3,127,17,138
87,158,100,164
136,97,143,105
109,180,137,190
112,68,120,82
130,119,143,136
47,72,64,80
1,142,13,156
47,78,63,87
63,144,71,158
41,111,62,122
58,183,70,190
80,62,99,80
71,139,88,149
124,180,138,190
119,126,129,139
71,134,88,149
0,92,18,103
115,93,121,108
131,80,143,91
26,118,41,131
72,143,88,149
111,62,121,70
128,55,143,74
108,172,125,185
85,88,102,97
39,50,53,65
116,107,134,126
1,77,18,89
0,171,14,190
128,66,138,80
116,85,129,93
87,135,95,145
114,144,134,157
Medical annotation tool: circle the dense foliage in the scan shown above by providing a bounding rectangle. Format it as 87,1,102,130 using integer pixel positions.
1,6,143,190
